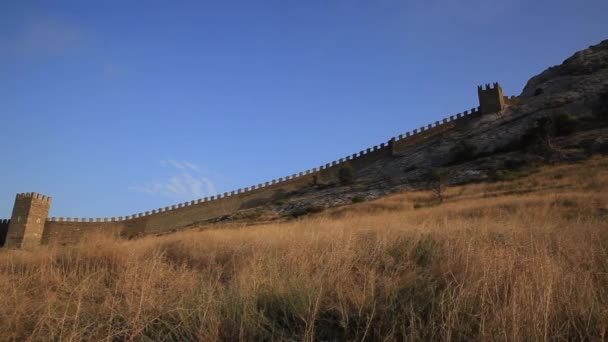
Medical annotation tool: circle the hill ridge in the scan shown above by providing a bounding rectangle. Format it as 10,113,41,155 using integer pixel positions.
2,38,608,248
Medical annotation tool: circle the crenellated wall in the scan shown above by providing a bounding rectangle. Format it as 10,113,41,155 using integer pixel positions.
37,108,478,246
504,95,519,106
3,84,517,248
390,107,481,156
37,145,398,245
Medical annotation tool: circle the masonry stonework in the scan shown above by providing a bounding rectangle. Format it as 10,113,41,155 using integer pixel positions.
5,193,51,248
478,82,506,115
1,84,515,248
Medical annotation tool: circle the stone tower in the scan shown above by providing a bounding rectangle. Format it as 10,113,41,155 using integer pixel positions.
5,193,51,249
477,82,506,114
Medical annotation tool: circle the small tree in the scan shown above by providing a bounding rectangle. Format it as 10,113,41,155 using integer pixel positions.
338,166,355,186
428,169,447,203
449,141,476,164
531,117,562,152
597,87,608,117
352,194,366,203
553,114,579,136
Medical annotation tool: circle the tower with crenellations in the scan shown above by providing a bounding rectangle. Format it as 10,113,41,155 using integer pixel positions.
477,82,506,115
4,193,51,249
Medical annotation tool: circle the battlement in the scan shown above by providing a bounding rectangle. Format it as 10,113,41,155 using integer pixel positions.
2,83,517,248
5,192,52,248
390,106,481,151
2,105,490,233
16,192,52,202
477,82,501,91
477,82,508,115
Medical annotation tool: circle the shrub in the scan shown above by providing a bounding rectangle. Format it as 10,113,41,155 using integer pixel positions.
271,189,289,201
426,169,447,203
383,175,393,184
351,195,366,203
519,125,542,147
596,87,608,117
289,204,325,218
504,158,528,170
255,284,309,337
427,169,443,182
412,235,440,267
490,169,535,182
338,166,355,186
553,114,579,136
306,205,325,214
516,117,557,149
449,141,477,164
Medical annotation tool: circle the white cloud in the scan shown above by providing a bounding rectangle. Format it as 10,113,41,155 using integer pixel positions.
129,160,217,199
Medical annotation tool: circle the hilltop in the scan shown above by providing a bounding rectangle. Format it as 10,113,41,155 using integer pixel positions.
208,39,608,226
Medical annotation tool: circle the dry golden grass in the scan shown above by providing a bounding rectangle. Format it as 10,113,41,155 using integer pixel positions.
1,157,607,341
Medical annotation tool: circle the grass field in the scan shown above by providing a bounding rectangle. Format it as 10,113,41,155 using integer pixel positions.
1,157,607,341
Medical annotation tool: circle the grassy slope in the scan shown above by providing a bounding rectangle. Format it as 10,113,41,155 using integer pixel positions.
0,157,607,341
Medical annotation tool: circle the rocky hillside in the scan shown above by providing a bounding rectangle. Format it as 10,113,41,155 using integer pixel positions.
204,40,608,225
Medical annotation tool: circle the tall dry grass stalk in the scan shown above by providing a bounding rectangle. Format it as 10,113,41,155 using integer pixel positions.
0,157,607,341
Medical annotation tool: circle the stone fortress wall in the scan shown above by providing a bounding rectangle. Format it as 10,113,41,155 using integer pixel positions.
1,83,516,248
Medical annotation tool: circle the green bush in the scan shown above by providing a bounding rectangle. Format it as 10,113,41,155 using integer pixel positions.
412,235,440,267
449,141,476,164
516,117,552,148
425,169,447,202
490,169,535,182
255,281,311,338
553,114,579,136
338,166,355,186
426,169,443,182
504,159,528,170
597,87,608,116
289,205,325,218
351,195,366,203
307,205,325,214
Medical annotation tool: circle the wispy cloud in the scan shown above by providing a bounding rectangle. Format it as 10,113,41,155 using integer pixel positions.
0,16,87,58
129,160,217,199
0,15,128,80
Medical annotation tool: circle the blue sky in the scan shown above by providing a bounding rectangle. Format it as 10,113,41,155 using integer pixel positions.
1,0,606,218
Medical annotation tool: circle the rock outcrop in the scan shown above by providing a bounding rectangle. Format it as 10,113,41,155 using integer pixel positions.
230,39,608,222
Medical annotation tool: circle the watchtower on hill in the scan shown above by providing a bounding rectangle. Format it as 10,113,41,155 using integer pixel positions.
478,82,506,114
5,193,51,249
